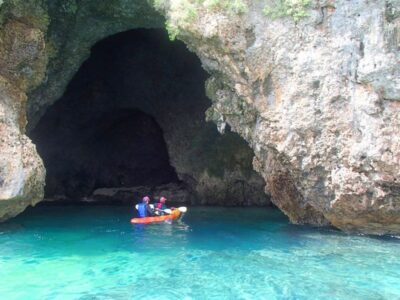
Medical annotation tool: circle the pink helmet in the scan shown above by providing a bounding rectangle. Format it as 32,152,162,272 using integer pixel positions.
160,196,167,203
142,196,150,203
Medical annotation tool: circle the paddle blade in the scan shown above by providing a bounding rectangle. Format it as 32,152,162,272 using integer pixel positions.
178,207,187,213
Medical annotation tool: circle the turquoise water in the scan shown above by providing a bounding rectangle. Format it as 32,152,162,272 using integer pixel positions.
0,206,399,300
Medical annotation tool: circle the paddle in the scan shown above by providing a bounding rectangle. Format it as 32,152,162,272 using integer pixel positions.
135,204,155,210
154,207,187,214
154,208,171,215
178,207,187,213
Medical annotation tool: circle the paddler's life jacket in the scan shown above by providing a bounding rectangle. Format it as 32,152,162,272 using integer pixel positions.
155,203,166,210
137,203,147,217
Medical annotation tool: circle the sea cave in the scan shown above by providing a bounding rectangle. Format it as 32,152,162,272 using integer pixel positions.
29,29,269,207
1,1,400,298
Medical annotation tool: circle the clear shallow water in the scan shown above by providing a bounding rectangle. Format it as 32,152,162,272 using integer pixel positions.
0,206,399,300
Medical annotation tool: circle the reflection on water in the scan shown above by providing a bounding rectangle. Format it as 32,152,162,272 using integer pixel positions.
0,206,399,300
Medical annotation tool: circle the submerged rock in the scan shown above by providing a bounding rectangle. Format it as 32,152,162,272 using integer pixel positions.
0,0,399,234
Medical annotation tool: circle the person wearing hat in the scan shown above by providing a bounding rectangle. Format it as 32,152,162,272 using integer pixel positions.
137,196,154,218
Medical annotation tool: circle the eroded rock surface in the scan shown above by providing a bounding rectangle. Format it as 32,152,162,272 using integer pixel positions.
160,0,400,234
0,1,47,221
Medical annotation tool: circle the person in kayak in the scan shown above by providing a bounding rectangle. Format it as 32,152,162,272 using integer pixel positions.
137,196,154,217
154,196,168,215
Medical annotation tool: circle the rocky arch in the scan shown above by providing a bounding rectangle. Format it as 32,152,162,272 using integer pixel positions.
29,28,268,206
1,0,399,234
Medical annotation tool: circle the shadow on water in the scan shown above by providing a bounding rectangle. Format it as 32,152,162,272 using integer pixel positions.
0,222,24,233
2,205,399,244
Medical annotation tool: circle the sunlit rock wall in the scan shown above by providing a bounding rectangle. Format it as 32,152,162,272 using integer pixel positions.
0,1,47,221
159,0,400,234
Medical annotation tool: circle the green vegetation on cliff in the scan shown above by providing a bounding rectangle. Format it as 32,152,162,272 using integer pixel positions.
152,0,247,40
153,0,311,41
263,0,311,21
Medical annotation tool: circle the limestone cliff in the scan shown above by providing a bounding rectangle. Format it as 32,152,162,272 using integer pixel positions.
0,0,399,234
0,0,46,221
160,0,400,234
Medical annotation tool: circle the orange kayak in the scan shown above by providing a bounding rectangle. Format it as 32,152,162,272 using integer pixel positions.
130,208,181,224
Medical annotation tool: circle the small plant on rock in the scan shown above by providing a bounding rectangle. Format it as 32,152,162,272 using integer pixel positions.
263,0,311,21
202,0,248,14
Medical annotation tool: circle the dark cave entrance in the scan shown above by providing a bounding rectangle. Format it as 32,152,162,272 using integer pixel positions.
30,29,269,206
31,107,178,200
30,29,191,203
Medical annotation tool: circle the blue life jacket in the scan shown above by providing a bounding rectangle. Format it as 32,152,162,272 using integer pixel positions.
137,203,147,217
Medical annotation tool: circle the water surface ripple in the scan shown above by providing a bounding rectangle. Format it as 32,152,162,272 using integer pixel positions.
0,206,399,299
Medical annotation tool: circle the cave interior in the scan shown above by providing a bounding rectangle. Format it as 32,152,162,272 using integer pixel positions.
30,29,268,206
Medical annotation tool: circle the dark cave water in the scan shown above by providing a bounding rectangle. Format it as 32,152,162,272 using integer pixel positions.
0,206,399,299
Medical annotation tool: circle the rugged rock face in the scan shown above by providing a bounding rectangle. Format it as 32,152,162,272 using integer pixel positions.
0,0,47,221
0,0,399,234
0,78,45,221
160,0,400,234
